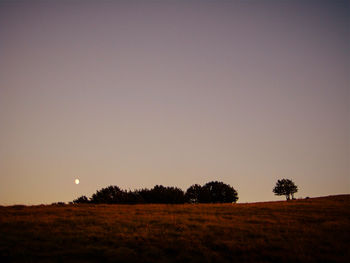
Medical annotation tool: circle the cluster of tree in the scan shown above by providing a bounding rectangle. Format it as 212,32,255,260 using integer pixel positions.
73,181,239,204
73,178,298,204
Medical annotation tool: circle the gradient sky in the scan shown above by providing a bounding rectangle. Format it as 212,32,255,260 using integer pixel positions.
0,0,349,205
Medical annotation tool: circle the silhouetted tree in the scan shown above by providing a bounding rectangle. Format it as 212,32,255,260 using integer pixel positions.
164,186,186,204
138,185,185,204
124,190,144,204
201,181,238,203
185,184,202,203
273,179,298,200
90,186,127,204
73,195,90,204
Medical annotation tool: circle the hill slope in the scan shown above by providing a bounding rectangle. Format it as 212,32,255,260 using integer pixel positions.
1,195,349,262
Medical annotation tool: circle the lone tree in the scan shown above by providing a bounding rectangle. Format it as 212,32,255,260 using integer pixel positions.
273,179,298,200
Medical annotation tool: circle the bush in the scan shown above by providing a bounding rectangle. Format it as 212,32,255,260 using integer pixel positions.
73,195,90,204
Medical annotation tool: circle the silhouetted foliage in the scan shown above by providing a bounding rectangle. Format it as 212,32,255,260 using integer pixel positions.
90,186,127,204
51,202,66,206
74,181,238,204
73,195,90,204
138,185,186,204
124,190,144,204
185,182,239,204
273,179,298,200
201,181,239,203
185,184,202,203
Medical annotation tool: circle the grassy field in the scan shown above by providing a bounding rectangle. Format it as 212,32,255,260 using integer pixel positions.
0,195,349,263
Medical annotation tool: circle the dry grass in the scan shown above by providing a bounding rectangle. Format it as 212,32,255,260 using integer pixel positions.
0,195,349,262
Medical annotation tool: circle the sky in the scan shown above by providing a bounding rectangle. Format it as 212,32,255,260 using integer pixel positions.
0,0,349,205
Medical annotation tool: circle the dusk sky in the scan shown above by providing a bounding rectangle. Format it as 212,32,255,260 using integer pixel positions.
0,0,349,205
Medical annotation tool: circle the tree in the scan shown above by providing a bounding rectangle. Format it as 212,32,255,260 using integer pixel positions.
273,179,298,200
185,184,202,203
201,181,239,203
90,185,127,204
124,190,144,204
137,185,185,204
73,195,90,204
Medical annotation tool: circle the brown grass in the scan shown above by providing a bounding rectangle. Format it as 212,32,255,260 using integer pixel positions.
1,195,349,263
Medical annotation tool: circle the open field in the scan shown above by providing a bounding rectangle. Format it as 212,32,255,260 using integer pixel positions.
0,195,349,263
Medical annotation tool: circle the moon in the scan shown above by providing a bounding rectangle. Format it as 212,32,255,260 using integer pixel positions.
75,179,80,185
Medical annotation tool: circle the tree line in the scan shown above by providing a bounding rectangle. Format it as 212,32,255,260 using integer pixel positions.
73,178,298,204
73,181,239,204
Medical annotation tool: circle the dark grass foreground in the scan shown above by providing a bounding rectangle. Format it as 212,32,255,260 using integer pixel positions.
0,195,349,263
